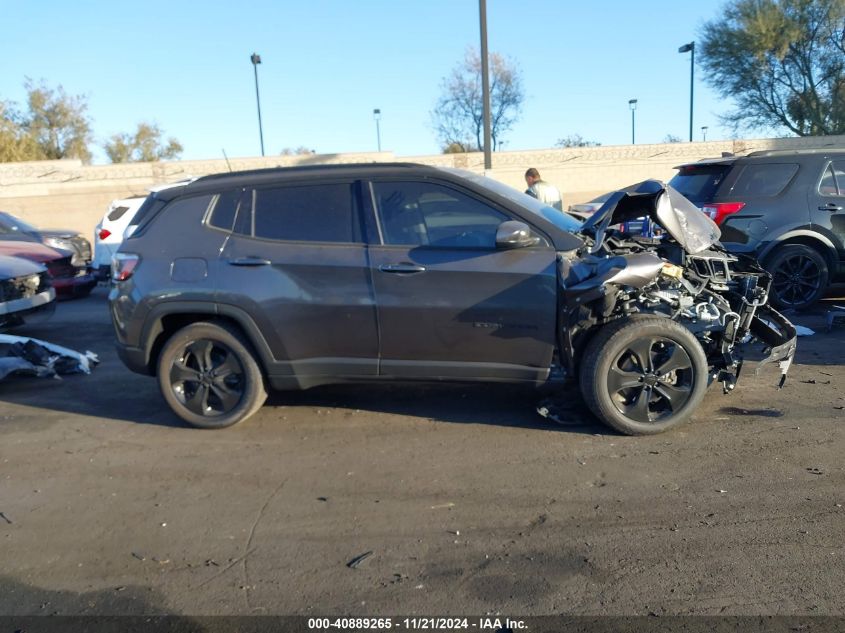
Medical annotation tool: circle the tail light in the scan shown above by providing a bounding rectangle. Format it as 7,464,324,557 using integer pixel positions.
112,253,140,282
98,228,111,240
701,202,745,225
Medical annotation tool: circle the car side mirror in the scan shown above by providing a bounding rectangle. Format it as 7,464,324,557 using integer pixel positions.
496,221,540,249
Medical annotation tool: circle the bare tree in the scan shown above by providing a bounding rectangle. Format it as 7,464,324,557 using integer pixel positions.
432,48,524,152
700,0,845,136
555,133,601,148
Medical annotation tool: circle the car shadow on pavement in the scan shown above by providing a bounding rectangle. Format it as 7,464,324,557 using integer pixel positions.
264,381,607,436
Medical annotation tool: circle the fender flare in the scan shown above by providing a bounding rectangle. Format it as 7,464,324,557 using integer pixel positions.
757,230,838,267
140,301,278,375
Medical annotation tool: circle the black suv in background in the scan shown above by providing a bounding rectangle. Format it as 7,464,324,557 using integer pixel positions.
669,149,845,309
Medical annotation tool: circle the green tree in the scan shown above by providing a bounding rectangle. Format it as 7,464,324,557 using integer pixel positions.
699,0,845,136
0,100,41,162
22,78,93,161
104,122,183,163
555,133,601,148
432,48,524,152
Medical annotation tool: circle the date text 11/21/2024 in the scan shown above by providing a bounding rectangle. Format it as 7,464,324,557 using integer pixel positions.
307,617,527,630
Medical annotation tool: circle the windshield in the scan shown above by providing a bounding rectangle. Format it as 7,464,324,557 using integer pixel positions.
446,169,583,233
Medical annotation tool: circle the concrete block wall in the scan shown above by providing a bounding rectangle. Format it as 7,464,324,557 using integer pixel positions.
1,135,843,239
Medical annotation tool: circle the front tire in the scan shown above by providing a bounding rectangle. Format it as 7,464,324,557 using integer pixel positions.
579,317,708,435
157,322,267,429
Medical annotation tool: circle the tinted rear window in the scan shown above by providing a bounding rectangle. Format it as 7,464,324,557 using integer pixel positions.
730,163,798,197
107,206,131,221
245,183,359,243
668,164,732,203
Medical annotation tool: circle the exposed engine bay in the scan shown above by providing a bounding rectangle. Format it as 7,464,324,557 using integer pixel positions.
560,181,797,396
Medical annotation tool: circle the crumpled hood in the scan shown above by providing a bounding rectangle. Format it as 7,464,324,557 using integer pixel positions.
580,180,721,254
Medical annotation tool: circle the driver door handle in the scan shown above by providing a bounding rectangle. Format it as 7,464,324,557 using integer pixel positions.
378,263,426,274
819,203,843,212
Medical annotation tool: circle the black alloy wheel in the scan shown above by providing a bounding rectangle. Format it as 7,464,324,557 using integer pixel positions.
157,322,267,429
607,337,693,423
767,244,828,310
170,339,245,417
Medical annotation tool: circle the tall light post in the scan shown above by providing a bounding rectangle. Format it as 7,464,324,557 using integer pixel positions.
628,99,638,144
479,0,492,170
701,125,708,141
250,52,265,156
678,41,694,142
373,108,382,152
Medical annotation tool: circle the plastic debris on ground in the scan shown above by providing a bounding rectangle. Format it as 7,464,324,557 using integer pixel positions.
794,325,815,337
0,334,99,382
828,306,845,332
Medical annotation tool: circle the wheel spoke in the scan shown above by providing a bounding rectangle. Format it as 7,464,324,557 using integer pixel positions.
210,382,241,411
654,344,692,375
184,383,211,415
187,340,215,372
625,338,654,373
214,353,241,379
654,382,692,412
625,386,652,422
608,365,642,394
171,360,201,384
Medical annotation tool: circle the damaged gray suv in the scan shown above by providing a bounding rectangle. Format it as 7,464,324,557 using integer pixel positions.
110,164,796,435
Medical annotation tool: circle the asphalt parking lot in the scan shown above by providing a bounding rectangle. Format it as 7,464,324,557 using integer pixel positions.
1,287,844,617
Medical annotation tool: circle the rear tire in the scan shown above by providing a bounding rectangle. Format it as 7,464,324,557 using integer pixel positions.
157,322,267,429
765,244,828,311
579,316,708,435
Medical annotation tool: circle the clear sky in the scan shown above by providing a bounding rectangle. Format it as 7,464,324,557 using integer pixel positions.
1,0,745,163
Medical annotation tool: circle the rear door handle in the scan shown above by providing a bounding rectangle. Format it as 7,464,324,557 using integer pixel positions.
228,257,271,266
819,203,843,211
378,263,426,274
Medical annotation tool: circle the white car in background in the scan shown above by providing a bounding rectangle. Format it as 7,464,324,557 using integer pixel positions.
93,178,196,279
93,196,146,279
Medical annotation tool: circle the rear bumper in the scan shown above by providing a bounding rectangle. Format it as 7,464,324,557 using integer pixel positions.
52,270,97,299
115,341,152,375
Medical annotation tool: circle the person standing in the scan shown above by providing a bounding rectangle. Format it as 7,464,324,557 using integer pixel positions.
524,168,563,211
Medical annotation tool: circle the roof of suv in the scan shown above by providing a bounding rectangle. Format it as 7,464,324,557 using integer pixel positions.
676,147,845,170
160,162,447,200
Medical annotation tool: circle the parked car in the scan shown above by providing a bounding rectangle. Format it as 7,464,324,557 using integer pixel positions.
0,255,55,329
0,211,93,269
94,179,197,279
568,192,612,218
93,196,146,279
109,164,795,435
669,149,845,310
0,240,96,299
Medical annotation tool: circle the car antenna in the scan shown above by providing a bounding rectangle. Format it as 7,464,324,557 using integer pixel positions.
222,149,233,172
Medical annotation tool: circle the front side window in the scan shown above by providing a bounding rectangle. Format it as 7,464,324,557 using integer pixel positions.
731,163,798,197
245,183,359,243
372,181,508,248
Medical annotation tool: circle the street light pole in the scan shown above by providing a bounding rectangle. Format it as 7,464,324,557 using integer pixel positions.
628,99,638,144
701,125,708,141
678,42,694,142
250,52,265,157
373,109,382,152
479,0,492,170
